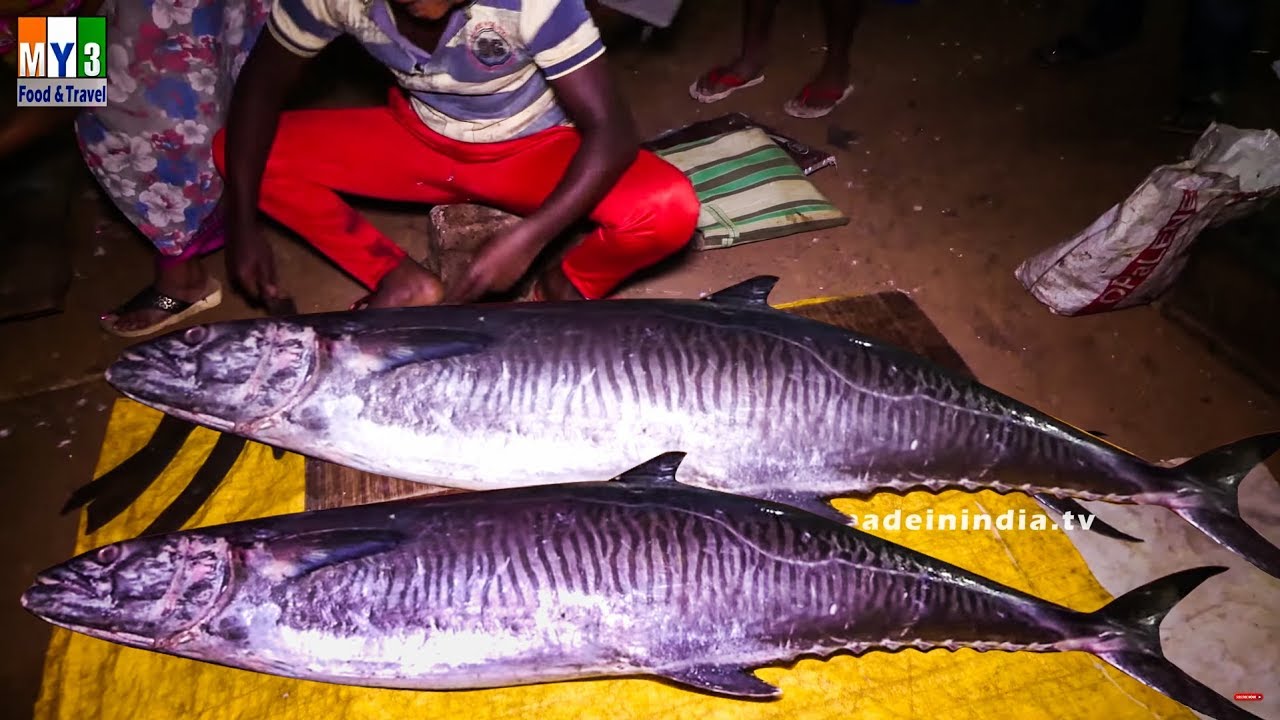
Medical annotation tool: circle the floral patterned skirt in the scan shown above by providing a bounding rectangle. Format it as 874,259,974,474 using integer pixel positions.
72,0,269,259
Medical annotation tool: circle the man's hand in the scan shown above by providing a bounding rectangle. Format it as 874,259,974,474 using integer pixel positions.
226,226,281,305
445,221,549,303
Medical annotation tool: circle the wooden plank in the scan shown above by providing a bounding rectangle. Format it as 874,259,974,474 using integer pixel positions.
305,291,970,510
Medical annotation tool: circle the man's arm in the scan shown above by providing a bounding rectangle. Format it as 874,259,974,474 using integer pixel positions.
224,31,311,246
221,0,344,302
445,52,638,302
222,29,315,302
521,53,639,246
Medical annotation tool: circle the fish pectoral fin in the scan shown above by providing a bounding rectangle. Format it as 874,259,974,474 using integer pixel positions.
612,452,687,486
703,276,780,307
659,665,780,700
760,492,853,525
246,529,408,580
347,328,494,373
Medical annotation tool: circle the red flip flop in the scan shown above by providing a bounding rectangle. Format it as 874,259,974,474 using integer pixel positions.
689,65,765,103
784,82,854,119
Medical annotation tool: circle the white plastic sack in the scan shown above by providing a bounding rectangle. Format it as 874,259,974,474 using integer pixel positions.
1015,123,1280,316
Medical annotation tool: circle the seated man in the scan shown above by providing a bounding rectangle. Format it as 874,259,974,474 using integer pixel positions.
214,0,700,307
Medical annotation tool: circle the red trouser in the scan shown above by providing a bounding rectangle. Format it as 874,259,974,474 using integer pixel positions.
211,90,700,299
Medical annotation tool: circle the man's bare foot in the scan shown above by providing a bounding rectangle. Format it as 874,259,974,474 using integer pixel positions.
362,257,445,309
689,57,767,103
101,260,220,335
530,266,586,302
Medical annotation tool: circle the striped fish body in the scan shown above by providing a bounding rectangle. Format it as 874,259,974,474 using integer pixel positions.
104,277,1280,579
21,455,1257,719
15,458,1123,691
106,283,1153,498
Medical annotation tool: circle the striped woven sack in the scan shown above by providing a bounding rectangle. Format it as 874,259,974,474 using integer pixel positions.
655,127,849,249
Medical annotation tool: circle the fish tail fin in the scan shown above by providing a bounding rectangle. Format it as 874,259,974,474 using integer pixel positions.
1165,432,1280,580
1090,567,1261,720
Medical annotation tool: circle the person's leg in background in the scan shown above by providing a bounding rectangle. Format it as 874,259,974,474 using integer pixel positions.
96,0,274,337
784,0,865,118
1162,0,1263,133
689,0,866,119
210,100,452,310
1035,0,1147,67
688,0,776,102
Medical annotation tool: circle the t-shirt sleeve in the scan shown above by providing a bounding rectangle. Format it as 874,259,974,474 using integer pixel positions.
267,0,344,58
521,0,605,80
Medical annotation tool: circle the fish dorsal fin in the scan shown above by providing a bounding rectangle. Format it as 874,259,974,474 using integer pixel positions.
246,529,407,580
613,452,687,486
339,328,493,374
659,664,780,699
703,276,779,307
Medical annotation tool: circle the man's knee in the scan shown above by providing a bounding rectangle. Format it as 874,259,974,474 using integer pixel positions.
211,128,228,176
634,155,700,255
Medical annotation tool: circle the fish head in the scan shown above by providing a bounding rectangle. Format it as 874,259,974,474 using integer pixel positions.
105,320,318,432
21,534,232,648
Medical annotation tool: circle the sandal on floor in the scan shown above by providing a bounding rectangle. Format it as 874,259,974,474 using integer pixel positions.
784,83,854,119
100,280,222,339
689,66,765,103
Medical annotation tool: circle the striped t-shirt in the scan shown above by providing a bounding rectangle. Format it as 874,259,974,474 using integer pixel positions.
269,0,606,142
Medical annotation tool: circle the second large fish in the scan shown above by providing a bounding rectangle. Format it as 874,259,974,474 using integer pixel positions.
104,276,1280,578
20,453,1264,719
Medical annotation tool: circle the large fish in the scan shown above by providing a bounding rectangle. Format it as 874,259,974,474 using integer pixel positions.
21,454,1262,719
103,277,1280,579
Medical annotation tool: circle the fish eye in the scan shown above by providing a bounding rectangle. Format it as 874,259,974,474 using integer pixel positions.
94,545,121,565
182,326,209,346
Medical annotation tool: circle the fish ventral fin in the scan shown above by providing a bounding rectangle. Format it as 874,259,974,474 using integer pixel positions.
659,665,780,700
613,452,687,486
1031,494,1143,543
347,328,494,374
703,276,780,307
247,529,407,580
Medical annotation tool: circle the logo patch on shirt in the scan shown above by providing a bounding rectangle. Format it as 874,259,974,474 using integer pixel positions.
468,23,513,69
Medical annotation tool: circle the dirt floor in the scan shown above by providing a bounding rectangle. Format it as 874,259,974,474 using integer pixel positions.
1,0,1279,718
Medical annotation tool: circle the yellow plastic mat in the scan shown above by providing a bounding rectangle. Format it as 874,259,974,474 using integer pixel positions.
32,300,1199,720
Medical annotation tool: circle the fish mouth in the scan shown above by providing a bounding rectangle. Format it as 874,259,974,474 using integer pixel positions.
21,572,161,649
104,361,237,433
104,345,248,434
105,348,198,408
105,322,318,434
